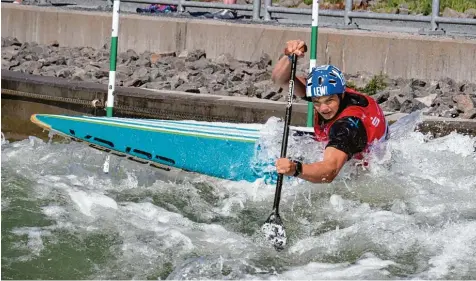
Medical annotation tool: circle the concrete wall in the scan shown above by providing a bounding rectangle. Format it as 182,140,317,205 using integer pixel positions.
2,4,476,82
1,70,311,140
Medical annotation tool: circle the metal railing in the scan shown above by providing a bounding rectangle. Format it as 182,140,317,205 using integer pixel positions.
116,0,476,33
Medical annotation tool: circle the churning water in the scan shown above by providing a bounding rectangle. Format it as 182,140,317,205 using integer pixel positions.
2,112,476,280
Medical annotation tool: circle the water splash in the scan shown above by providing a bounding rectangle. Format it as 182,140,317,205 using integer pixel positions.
1,113,476,279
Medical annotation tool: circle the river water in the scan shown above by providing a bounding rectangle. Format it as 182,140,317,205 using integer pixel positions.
2,112,476,280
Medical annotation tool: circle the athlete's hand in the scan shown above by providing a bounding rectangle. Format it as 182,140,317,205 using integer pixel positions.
284,40,308,57
276,158,296,176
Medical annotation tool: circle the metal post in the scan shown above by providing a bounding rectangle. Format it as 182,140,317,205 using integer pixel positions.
307,0,319,127
431,0,440,30
344,0,352,25
264,0,271,21
107,0,120,117
178,0,184,13
253,0,261,21
103,0,120,173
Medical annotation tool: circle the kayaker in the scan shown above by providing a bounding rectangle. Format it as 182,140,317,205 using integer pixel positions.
271,39,388,183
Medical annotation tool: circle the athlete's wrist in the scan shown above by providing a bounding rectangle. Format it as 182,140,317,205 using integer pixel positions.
292,160,303,177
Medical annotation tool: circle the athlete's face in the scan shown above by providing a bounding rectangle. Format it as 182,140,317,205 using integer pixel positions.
312,94,341,120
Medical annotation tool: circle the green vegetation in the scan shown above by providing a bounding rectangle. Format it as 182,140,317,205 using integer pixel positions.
371,0,476,15
304,0,342,5
301,0,476,15
360,73,387,95
347,72,388,95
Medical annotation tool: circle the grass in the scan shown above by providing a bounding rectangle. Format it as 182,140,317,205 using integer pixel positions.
347,72,388,95
301,0,476,14
303,0,341,6
371,0,476,15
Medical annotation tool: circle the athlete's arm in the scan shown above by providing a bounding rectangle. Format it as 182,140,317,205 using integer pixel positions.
276,117,368,183
271,55,307,98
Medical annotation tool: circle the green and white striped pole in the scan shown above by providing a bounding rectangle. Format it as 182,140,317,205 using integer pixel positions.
306,0,319,127
107,0,120,117
104,0,120,173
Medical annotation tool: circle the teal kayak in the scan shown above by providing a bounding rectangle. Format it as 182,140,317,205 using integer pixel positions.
31,114,314,183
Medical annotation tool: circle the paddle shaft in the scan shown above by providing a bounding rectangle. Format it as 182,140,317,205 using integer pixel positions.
272,53,298,213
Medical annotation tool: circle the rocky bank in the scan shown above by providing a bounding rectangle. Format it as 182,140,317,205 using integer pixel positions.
2,37,476,119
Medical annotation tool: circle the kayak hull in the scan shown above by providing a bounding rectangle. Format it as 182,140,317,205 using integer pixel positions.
31,114,284,182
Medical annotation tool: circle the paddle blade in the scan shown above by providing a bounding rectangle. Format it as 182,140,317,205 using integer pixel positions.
261,212,287,251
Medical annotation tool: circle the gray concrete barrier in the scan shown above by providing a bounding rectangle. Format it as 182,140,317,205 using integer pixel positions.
2,71,476,142
2,4,476,83
1,70,310,140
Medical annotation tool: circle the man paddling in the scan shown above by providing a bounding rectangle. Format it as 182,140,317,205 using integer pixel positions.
271,40,388,183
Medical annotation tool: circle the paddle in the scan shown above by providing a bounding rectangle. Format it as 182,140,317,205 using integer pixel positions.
261,53,298,251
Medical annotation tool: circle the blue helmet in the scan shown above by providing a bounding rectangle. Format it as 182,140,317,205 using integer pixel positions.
306,65,346,98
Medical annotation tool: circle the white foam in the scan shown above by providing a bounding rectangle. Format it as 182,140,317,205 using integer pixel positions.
269,254,396,280
68,189,118,217
2,113,476,279
11,227,51,258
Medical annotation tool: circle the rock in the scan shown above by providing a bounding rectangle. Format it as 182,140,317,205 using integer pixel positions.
131,67,150,82
438,77,457,92
149,68,160,81
80,47,97,59
56,68,72,78
31,45,50,56
119,49,139,62
2,37,22,47
2,59,11,69
397,85,414,99
135,57,151,68
176,83,202,93
383,96,401,112
71,68,88,81
453,94,475,112
27,61,44,73
465,8,476,19
116,64,133,76
431,95,455,109
261,85,283,100
170,75,185,89
410,78,426,89
442,7,465,18
297,2,310,8
177,50,188,58
400,99,426,113
229,82,257,97
143,81,170,89
462,108,476,119
124,78,143,87
254,53,272,70
92,69,108,79
445,108,460,118
38,65,64,76
2,37,471,120
415,93,437,107
185,49,206,62
460,83,476,95
278,0,301,8
150,52,176,64
49,40,59,47
187,58,209,71
24,53,40,61
347,71,372,89
427,104,451,118
230,71,244,82
213,53,235,66
374,90,390,104
397,4,409,15
2,46,20,61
